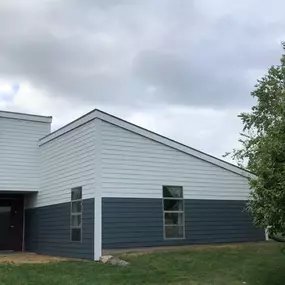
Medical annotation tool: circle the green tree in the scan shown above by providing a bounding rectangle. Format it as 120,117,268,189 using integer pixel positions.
230,42,285,237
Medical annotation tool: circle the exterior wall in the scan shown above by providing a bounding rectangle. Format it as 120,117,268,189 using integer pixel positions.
0,115,51,192
28,120,96,208
25,119,97,259
100,120,264,249
102,198,265,249
3,108,263,257
100,120,251,200
25,198,94,259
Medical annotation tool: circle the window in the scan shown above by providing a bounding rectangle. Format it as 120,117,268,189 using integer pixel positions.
71,187,82,242
163,186,185,239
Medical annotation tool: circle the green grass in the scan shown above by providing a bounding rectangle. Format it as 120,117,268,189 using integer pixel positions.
1,243,285,285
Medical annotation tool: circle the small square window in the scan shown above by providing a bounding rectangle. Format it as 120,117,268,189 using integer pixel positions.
164,199,183,211
71,187,82,200
165,226,184,239
71,215,82,227
162,186,185,240
163,186,183,198
71,187,83,242
71,228,81,242
71,201,82,213
164,213,184,225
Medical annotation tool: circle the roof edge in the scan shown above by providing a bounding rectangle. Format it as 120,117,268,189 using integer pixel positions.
0,110,52,123
39,108,252,179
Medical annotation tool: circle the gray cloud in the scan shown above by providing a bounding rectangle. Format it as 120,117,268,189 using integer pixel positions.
0,0,284,108
133,13,283,107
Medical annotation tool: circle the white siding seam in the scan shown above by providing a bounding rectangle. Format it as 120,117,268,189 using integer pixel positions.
94,118,102,261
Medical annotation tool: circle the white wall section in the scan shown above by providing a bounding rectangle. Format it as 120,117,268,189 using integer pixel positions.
2,107,252,203
30,120,96,208
101,120,251,200
0,113,51,192
96,110,252,179
40,109,252,179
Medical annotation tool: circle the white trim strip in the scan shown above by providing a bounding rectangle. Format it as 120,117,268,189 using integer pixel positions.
94,119,102,261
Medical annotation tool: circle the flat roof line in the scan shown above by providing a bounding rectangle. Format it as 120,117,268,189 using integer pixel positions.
0,110,52,118
0,110,52,123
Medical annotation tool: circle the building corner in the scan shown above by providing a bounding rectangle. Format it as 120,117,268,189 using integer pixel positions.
94,118,103,260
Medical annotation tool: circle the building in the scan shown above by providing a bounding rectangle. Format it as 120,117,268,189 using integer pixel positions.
0,109,265,260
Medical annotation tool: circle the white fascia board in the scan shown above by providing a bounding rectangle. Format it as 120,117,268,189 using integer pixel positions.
39,110,97,145
0,110,52,123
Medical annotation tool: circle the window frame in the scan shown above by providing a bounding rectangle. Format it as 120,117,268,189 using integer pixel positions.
162,185,185,240
70,187,83,242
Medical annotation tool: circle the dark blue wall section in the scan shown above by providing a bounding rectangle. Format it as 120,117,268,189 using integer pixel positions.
102,198,265,249
25,198,94,259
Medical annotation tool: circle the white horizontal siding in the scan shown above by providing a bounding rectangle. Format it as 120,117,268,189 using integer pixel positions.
30,120,96,208
101,121,251,200
0,117,50,192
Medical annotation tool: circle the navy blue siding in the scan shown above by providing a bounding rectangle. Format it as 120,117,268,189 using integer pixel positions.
102,198,265,249
25,198,94,259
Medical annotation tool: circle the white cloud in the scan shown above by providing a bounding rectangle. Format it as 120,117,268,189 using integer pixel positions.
0,81,92,130
0,83,13,93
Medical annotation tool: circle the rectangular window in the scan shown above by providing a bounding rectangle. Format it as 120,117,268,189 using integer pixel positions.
163,186,185,239
71,187,82,242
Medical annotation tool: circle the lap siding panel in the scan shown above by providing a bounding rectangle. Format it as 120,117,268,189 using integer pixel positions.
24,198,94,259
102,198,265,249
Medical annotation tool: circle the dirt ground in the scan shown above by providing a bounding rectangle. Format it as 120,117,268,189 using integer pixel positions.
103,241,270,257
0,242,270,264
0,252,71,264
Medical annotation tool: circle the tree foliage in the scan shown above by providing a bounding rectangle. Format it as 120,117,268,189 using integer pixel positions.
230,43,285,236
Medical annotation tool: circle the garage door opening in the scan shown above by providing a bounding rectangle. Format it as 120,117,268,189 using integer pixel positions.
0,195,24,251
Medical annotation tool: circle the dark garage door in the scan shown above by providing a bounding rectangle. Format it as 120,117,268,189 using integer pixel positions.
0,196,24,251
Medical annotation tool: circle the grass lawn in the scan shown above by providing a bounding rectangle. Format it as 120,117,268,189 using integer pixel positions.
1,243,285,285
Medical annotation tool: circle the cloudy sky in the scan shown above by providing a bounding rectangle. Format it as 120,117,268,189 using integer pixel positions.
0,0,284,161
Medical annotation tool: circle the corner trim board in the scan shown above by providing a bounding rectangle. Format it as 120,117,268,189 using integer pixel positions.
94,118,102,260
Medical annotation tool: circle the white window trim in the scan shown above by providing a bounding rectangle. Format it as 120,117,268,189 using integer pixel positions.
162,186,185,240
70,187,83,242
